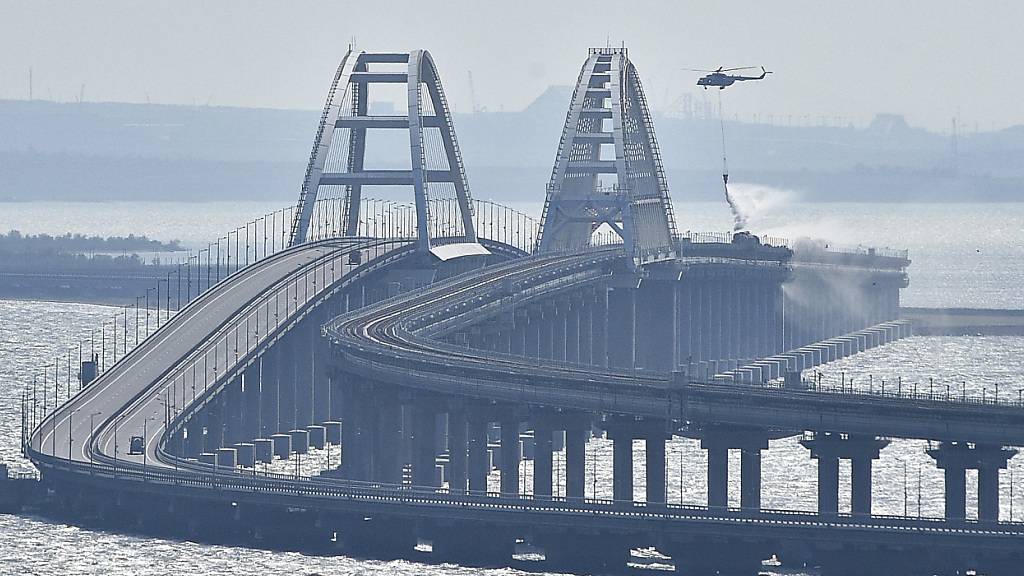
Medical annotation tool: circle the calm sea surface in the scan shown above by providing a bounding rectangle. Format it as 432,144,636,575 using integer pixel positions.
0,200,1022,574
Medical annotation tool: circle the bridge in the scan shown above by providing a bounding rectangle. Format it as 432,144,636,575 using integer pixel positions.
18,48,1024,576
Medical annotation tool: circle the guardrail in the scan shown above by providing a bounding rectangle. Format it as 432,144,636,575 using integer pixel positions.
29,450,1024,537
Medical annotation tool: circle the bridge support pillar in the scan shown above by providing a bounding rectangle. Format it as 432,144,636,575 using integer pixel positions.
646,434,667,505
340,382,371,480
565,299,580,363
294,324,315,429
260,350,279,437
636,281,676,371
447,409,468,492
577,296,593,365
551,304,567,362
538,310,554,360
222,376,244,446
532,424,553,497
929,441,1016,522
499,418,520,496
700,428,769,510
241,362,261,441
373,391,403,484
312,319,332,425
603,424,636,503
467,416,489,494
802,433,890,517
606,287,635,370
591,289,608,368
184,416,203,458
277,336,297,433
565,427,586,500
204,397,225,452
740,445,762,510
411,404,438,487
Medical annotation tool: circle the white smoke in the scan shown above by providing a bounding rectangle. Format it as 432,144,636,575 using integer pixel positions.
723,184,747,232
725,183,798,232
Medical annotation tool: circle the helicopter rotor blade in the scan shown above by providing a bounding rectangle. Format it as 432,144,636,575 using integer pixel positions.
681,68,718,73
719,66,760,72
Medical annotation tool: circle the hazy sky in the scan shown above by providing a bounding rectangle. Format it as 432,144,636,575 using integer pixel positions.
2,1,1022,131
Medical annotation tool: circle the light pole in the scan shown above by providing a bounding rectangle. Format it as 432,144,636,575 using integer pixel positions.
89,410,102,473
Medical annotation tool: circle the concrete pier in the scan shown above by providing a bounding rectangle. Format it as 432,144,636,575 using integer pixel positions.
929,442,1017,522
802,433,889,516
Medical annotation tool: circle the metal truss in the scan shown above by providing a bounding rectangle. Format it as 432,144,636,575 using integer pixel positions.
537,48,679,265
289,49,477,252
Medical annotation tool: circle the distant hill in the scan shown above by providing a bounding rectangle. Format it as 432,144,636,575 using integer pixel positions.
0,97,1021,203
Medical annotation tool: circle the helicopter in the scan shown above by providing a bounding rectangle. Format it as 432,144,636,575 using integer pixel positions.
686,66,772,89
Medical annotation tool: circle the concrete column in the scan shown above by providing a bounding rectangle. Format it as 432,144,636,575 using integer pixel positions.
533,425,553,497
374,399,403,484
646,435,666,504
447,410,468,493
500,418,520,496
312,323,331,425
510,317,526,356
851,456,874,516
204,399,224,452
222,376,244,446
606,288,635,369
740,447,762,510
929,442,1017,523
612,435,634,503
945,466,967,521
637,282,675,371
565,303,580,364
294,327,315,429
467,417,489,494
578,298,593,365
706,445,728,508
552,307,567,362
538,312,554,360
340,383,371,480
802,434,889,517
524,312,540,358
259,351,279,436
184,416,204,457
411,405,438,487
979,465,1001,522
816,453,840,515
709,280,723,365
591,290,608,368
241,362,261,441
277,337,296,433
565,428,586,500
677,283,692,372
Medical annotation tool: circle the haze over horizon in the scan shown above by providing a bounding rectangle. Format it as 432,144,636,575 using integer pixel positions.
2,1,1022,132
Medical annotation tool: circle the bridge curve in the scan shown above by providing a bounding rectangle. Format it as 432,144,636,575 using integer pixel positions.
19,46,1024,575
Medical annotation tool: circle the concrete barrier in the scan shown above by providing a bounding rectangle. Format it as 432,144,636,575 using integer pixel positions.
254,438,273,463
234,443,256,467
216,447,237,468
308,425,327,449
324,421,342,444
289,429,310,454
271,433,292,459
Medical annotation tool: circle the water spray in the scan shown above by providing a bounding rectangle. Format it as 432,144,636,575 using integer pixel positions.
718,90,747,232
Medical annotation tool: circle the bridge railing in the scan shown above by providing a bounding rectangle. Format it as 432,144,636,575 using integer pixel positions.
22,199,335,456
29,450,1024,534
687,371,1024,416
305,195,540,254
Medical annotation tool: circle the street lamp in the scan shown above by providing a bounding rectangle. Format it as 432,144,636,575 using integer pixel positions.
89,410,102,473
